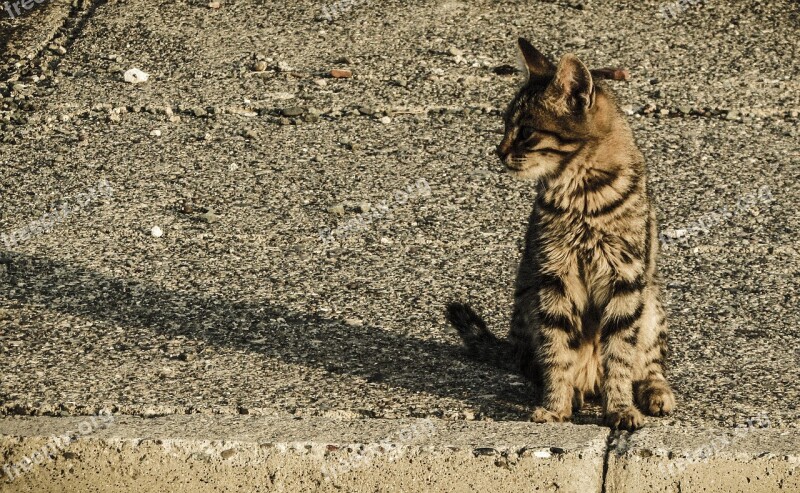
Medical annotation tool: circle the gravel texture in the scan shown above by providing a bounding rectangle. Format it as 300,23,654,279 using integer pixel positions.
0,0,798,430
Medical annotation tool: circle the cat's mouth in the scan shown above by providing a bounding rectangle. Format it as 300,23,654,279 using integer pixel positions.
498,147,541,179
505,164,539,180
502,154,546,180
504,156,534,174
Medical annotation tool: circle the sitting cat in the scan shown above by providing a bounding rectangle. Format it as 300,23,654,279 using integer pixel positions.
447,38,675,430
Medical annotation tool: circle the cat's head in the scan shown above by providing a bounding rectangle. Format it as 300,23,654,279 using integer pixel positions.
497,38,622,181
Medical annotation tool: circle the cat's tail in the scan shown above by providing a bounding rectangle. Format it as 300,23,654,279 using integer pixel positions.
445,302,517,373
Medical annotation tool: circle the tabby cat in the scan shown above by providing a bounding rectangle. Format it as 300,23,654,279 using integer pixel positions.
447,38,675,430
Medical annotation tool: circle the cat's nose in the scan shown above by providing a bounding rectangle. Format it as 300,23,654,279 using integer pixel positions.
496,144,509,162
496,136,513,163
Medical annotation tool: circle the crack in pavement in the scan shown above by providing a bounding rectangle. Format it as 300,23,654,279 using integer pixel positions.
3,100,799,133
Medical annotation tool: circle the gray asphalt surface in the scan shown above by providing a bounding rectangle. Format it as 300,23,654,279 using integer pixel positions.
0,0,798,430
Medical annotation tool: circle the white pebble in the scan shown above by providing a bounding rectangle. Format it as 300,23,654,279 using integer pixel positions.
150,129,162,137
448,46,464,57
151,226,163,238
380,116,392,124
124,68,149,84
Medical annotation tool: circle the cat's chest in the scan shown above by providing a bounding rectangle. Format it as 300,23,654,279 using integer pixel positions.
540,211,638,270
544,211,606,248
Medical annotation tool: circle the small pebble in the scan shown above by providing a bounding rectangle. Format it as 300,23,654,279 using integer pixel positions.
253,61,267,72
314,78,327,87
199,211,219,223
567,37,586,47
151,226,163,238
380,116,392,124
123,68,149,84
448,47,464,56
328,204,345,216
282,107,305,117
208,1,220,8
150,129,162,137
358,106,376,116
330,69,352,78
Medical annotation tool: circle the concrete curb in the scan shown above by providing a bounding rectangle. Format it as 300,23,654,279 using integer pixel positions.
606,426,800,493
0,415,797,492
0,415,606,492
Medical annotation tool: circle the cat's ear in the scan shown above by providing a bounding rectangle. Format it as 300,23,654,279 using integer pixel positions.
544,53,595,115
517,37,555,80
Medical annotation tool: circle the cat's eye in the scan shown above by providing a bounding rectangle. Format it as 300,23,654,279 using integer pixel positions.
518,125,537,141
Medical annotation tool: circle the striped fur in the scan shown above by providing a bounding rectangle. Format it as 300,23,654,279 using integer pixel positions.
451,39,674,430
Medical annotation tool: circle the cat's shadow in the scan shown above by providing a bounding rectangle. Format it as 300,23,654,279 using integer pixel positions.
1,253,572,422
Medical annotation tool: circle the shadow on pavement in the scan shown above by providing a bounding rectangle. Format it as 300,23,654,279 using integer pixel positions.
0,252,551,421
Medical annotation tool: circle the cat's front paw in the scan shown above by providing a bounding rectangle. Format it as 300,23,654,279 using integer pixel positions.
530,407,571,423
636,381,676,417
604,407,644,431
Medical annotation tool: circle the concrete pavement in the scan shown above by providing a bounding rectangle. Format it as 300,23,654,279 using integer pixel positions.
1,0,798,490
